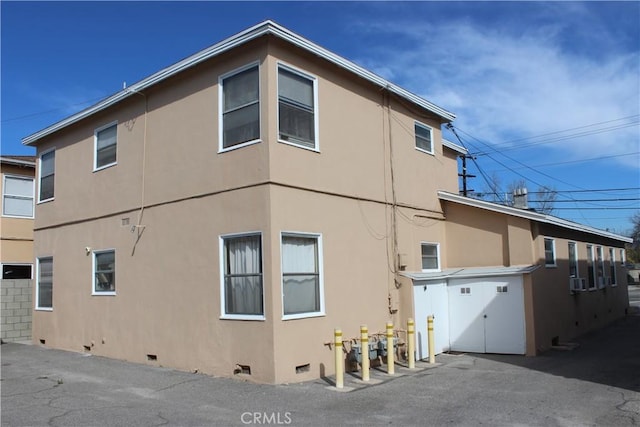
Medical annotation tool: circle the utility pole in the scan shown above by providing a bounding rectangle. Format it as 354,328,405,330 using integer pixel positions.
458,154,476,197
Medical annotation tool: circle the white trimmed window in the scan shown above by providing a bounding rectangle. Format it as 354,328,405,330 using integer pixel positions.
38,149,55,202
2,175,34,218
609,248,617,286
220,233,264,319
36,257,53,310
596,246,605,288
586,245,596,289
415,122,433,154
93,250,116,295
421,243,440,271
568,242,578,278
544,238,556,267
281,233,324,319
277,64,318,150
94,122,117,170
219,64,260,151
2,264,33,279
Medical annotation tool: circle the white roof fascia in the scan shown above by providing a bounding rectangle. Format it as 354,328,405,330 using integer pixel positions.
442,139,467,155
0,157,36,167
438,191,633,244
23,20,455,146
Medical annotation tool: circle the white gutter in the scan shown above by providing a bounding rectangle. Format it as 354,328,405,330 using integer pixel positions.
442,139,467,155
23,20,455,146
438,190,633,244
0,157,36,167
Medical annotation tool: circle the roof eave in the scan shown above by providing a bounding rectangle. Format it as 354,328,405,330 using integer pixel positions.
438,191,633,244
22,20,455,146
0,157,36,167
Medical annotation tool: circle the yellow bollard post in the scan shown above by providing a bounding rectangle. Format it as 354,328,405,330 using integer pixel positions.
407,318,415,369
360,325,370,382
427,315,435,364
386,322,395,375
334,328,344,389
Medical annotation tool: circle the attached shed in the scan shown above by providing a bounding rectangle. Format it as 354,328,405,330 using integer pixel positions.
406,265,539,358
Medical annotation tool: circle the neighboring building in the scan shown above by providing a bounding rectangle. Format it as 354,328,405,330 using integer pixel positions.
22,21,631,383
1,156,36,342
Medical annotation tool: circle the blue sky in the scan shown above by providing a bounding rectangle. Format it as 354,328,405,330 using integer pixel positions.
2,1,639,234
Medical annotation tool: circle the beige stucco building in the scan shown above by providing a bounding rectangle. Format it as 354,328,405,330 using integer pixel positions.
23,21,631,384
1,156,36,278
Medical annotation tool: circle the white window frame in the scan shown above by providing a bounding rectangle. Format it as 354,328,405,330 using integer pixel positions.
219,232,265,321
218,62,261,153
586,244,596,290
421,242,441,272
277,62,319,152
544,238,556,267
92,249,116,296
35,256,53,311
280,231,325,320
1,263,33,280
609,248,617,286
620,248,626,267
94,121,118,171
568,241,579,278
37,148,55,203
415,121,434,155
2,174,35,218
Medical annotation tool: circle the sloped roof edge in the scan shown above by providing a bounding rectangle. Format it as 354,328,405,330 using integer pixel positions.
1,156,36,167
442,139,467,155
401,265,540,281
23,20,455,146
438,190,633,244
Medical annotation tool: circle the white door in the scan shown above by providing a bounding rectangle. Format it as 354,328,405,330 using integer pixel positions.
413,280,449,359
448,276,525,354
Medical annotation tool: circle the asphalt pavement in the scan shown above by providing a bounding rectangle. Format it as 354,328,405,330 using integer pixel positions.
2,300,640,426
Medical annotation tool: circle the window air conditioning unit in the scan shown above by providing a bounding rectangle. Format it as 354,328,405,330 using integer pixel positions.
570,277,585,293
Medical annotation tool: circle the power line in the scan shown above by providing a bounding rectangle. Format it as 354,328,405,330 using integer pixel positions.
526,188,640,194
530,198,640,203
487,151,640,172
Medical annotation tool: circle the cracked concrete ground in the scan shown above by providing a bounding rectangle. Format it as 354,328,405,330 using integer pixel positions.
2,313,639,426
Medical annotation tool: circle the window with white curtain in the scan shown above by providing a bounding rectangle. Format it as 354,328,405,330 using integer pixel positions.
415,122,433,154
278,65,317,150
281,233,323,318
38,149,55,202
95,122,117,170
2,175,34,217
36,257,53,310
220,64,260,150
221,233,263,318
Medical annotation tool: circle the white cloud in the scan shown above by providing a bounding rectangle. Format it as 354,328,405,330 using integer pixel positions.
352,18,640,169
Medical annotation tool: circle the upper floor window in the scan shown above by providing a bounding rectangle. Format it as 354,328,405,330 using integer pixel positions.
278,64,318,150
421,243,440,271
38,149,55,202
36,256,53,310
544,238,556,267
596,246,605,288
2,175,34,218
93,249,116,295
94,122,117,170
220,233,264,319
281,233,324,319
415,122,433,154
220,64,260,151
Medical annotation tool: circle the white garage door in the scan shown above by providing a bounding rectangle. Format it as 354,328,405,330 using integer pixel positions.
413,280,450,359
448,276,525,354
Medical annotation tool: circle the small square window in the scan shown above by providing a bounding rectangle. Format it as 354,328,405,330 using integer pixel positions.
415,122,433,154
421,243,440,271
460,287,471,295
93,250,116,295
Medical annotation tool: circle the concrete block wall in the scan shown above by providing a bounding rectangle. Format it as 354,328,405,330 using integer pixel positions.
1,279,32,342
